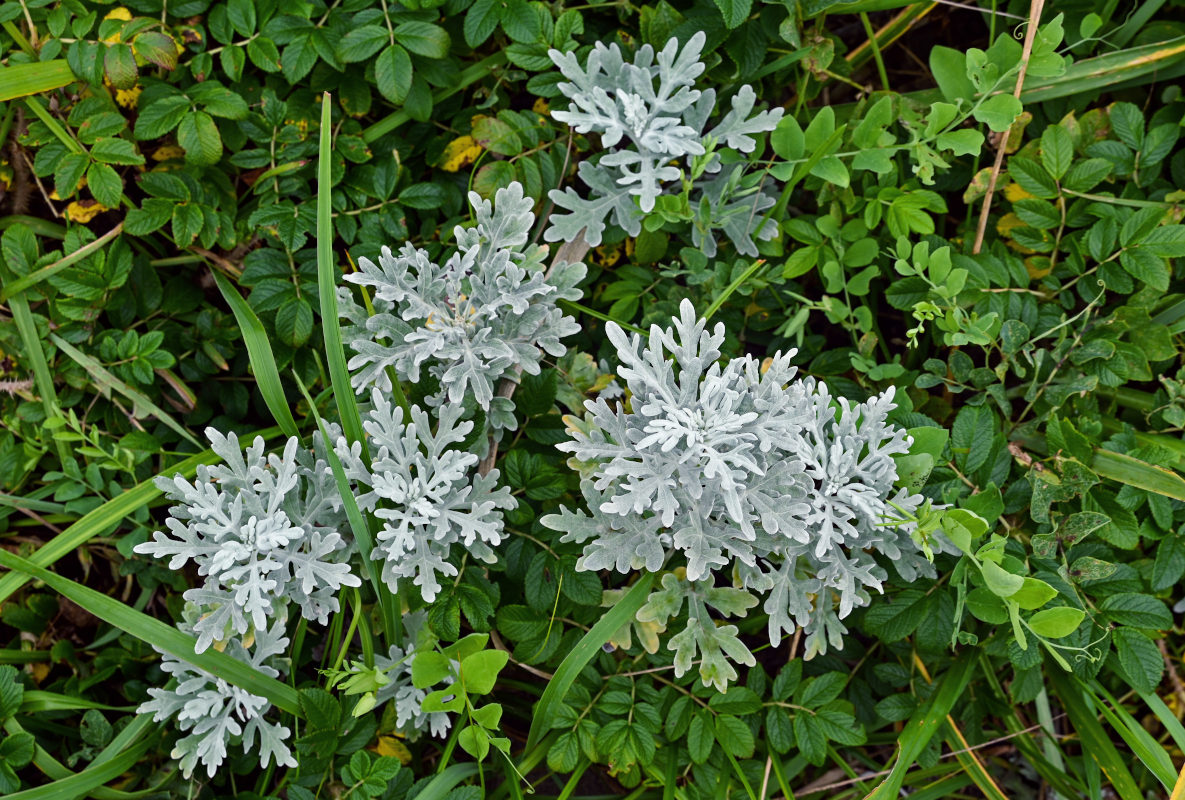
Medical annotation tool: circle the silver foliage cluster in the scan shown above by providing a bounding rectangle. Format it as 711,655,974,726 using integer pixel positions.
138,618,296,779
343,183,585,431
135,429,360,654
133,430,360,777
545,32,783,256
333,391,516,603
543,300,937,690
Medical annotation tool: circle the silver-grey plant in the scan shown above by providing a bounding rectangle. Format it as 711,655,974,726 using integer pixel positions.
333,390,516,603
545,32,783,256
138,617,296,779
134,429,360,654
343,182,585,431
543,300,938,690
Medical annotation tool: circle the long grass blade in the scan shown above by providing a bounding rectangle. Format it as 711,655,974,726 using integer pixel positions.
212,271,300,439
1047,669,1142,800
0,262,72,466
523,573,655,757
0,427,279,604
0,61,76,102
49,333,202,449
1080,679,1176,790
1091,448,1185,501
21,690,129,713
0,549,302,715
862,650,975,800
3,737,150,800
317,93,366,449
292,372,396,644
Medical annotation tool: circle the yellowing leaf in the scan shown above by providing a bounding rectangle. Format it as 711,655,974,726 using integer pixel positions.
115,86,142,108
66,200,109,224
374,734,413,764
532,97,550,116
440,135,483,173
151,145,185,161
1004,182,1033,202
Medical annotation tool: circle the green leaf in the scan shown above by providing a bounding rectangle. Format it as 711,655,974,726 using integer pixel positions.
981,560,1024,598
247,37,282,72
714,715,754,758
1040,125,1073,180
973,94,1022,132
374,44,412,105
1026,606,1084,638
393,22,450,59
85,162,122,208
713,0,752,28
464,0,500,47
90,137,143,166
1100,593,1172,630
1112,628,1163,694
460,650,508,695
275,296,314,348
935,129,984,156
103,43,137,89
0,61,77,102
771,115,804,161
170,202,202,246
708,687,762,715
1151,536,1185,591
134,95,190,139
930,47,976,103
951,404,995,474
176,111,222,166
337,25,388,63
794,713,826,765
1008,156,1058,199
687,712,714,764
1011,577,1057,610
133,31,178,70
766,708,794,753
809,156,848,188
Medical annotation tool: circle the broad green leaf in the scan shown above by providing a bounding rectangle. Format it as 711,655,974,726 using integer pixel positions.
1026,606,1084,638
177,111,222,166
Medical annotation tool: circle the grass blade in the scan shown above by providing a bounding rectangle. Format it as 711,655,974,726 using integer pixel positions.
317,93,365,449
523,572,655,757
1080,679,1177,790
414,764,480,800
0,260,72,466
1091,448,1185,501
1047,668,1143,800
0,61,76,102
0,427,279,604
49,333,202,449
862,650,975,800
21,690,129,713
3,740,149,800
292,372,397,644
0,549,302,715
212,271,300,440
